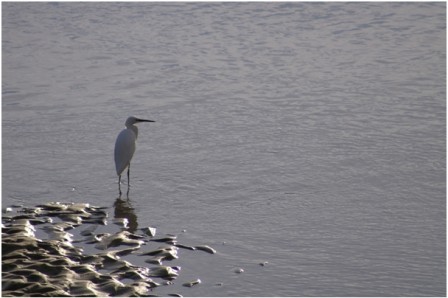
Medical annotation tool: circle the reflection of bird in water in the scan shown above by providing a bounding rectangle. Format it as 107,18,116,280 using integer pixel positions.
114,198,138,233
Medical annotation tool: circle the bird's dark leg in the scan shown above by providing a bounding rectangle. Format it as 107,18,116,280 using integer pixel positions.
126,164,131,198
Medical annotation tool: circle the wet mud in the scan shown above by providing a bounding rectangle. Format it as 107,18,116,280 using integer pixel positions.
2,202,216,297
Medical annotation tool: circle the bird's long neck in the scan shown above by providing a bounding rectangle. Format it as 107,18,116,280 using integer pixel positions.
129,125,138,139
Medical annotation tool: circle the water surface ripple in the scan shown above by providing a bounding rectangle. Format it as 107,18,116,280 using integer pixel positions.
3,3,445,296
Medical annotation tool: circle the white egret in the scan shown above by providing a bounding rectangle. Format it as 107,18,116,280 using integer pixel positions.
114,116,155,194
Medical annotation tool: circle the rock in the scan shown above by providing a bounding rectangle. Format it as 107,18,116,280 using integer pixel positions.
176,243,196,251
151,235,177,245
141,226,157,237
95,231,144,250
113,217,128,228
194,245,217,254
2,201,216,296
1,276,28,291
182,278,201,287
148,266,180,279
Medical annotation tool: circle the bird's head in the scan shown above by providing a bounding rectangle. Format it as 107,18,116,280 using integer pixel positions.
125,116,155,127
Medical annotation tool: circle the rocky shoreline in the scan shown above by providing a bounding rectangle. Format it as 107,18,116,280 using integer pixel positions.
2,202,215,297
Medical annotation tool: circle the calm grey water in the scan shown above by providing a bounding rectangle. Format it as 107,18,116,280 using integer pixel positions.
2,2,446,296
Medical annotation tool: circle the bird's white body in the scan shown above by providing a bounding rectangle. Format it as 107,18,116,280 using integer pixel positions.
114,128,137,176
114,116,154,194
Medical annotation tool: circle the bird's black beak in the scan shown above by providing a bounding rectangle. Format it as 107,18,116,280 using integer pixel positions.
137,119,155,123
